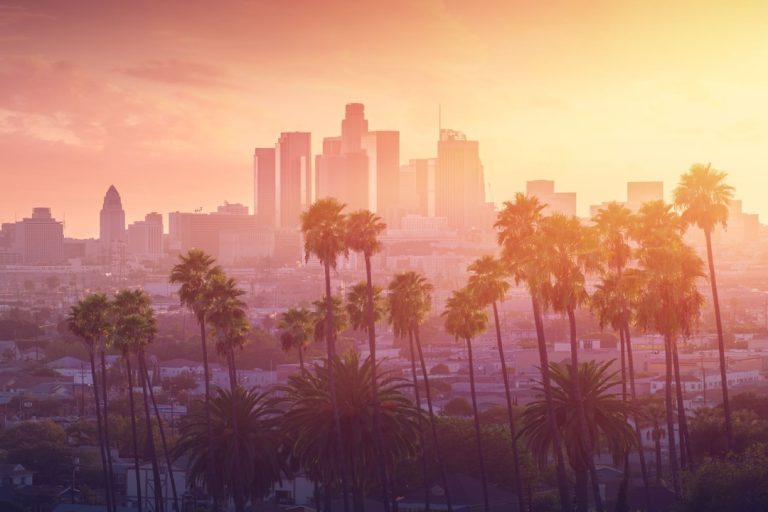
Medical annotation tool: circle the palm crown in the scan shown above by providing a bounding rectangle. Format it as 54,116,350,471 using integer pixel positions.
673,163,734,233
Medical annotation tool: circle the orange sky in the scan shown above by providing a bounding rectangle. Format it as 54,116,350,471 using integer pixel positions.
1,0,767,238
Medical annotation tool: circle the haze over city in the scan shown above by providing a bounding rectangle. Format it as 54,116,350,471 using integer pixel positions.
2,0,768,237
4,3,768,512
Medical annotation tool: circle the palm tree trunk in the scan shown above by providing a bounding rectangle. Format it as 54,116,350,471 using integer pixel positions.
567,307,603,512
226,348,245,512
199,318,218,509
125,355,143,512
414,327,453,512
465,336,489,512
138,351,164,512
324,261,350,512
100,350,116,511
531,295,570,512
491,301,525,512
663,335,679,493
89,348,113,512
704,229,734,451
141,354,180,512
364,254,391,512
671,339,693,470
407,330,430,512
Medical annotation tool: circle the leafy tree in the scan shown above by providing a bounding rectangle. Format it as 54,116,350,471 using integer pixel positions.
674,163,736,450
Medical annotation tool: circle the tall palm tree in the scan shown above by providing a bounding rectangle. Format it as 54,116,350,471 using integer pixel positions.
206,272,251,512
278,307,314,372
467,255,525,511
346,208,389,510
521,361,636,512
387,271,452,511
673,163,735,450
112,289,164,512
591,202,651,505
633,201,705,493
301,198,350,511
173,387,283,506
442,287,490,512
169,249,222,505
538,213,604,512
282,353,421,512
68,293,114,512
495,193,570,512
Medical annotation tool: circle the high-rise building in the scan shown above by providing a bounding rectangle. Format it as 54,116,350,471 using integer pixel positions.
127,212,164,260
361,130,399,217
436,129,486,230
526,180,577,216
277,132,312,229
315,104,370,211
253,147,276,229
627,181,663,211
12,207,64,264
99,185,126,244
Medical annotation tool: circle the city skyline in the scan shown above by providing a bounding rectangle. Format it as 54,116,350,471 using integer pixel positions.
2,0,768,238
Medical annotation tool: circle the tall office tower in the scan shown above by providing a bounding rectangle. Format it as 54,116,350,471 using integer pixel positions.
341,103,368,153
361,130,400,217
99,185,126,244
526,180,577,216
12,207,64,264
315,104,370,211
253,147,276,229
277,132,312,229
627,181,663,211
436,129,486,230
127,212,164,259
399,158,436,217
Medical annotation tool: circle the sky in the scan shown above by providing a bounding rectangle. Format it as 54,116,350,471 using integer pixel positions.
1,0,767,238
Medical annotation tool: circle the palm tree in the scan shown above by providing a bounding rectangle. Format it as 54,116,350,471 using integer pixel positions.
206,272,251,512
467,255,525,511
169,249,222,505
673,163,735,451
521,361,636,512
633,201,705,493
387,271,452,511
591,202,651,505
538,213,604,512
301,197,350,511
282,353,421,512
495,193,570,512
112,290,163,512
278,307,314,372
173,387,283,506
442,287,490,512
67,293,114,512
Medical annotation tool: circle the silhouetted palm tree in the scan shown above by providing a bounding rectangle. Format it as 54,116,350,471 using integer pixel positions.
282,353,421,512
673,163,735,451
521,361,636,512
538,213,604,512
169,249,222,505
495,193,570,512
173,387,283,506
388,270,452,511
301,198,350,511
467,255,525,511
68,293,114,512
634,201,705,493
206,272,251,512
346,209,391,509
278,307,314,372
442,287,490,512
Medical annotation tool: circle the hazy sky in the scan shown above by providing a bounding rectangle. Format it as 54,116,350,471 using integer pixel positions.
1,0,767,238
